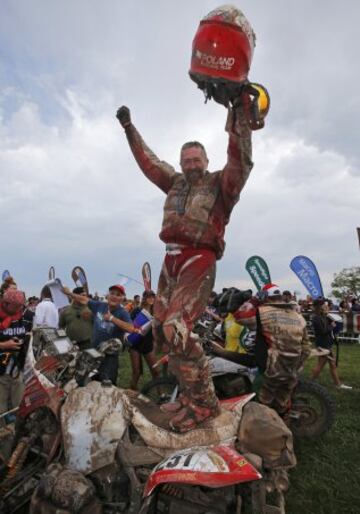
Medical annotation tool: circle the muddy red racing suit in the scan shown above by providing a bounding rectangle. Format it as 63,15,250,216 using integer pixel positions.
122,105,253,430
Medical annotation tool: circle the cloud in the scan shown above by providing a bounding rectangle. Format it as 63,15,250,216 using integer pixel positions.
221,131,359,295
0,0,359,299
249,1,360,165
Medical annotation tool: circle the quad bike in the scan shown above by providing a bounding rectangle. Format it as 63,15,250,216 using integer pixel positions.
0,328,293,514
142,372,335,440
141,322,336,440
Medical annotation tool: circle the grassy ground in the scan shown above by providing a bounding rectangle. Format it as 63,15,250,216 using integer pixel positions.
117,351,152,390
117,345,360,514
287,344,360,514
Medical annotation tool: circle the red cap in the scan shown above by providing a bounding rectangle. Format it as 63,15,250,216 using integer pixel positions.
109,284,126,295
262,284,281,297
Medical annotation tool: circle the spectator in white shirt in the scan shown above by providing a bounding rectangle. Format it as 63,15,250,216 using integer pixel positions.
34,286,59,328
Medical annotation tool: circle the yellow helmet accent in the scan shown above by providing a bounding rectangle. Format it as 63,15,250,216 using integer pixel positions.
250,83,270,118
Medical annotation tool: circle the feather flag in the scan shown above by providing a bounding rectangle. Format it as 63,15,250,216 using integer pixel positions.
142,262,152,291
245,256,272,291
290,256,324,299
71,266,89,295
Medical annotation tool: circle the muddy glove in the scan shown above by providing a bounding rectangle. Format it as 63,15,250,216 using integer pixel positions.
232,83,270,130
116,105,131,128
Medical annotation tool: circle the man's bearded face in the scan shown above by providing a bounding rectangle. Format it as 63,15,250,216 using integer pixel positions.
180,147,208,183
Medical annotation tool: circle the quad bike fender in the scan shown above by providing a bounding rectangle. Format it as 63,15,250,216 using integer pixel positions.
61,381,128,474
129,392,255,458
20,336,64,418
220,393,255,412
144,444,261,497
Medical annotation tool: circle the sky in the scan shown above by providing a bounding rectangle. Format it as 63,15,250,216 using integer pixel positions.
0,0,359,298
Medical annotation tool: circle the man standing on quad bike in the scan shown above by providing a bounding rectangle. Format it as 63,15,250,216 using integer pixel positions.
116,98,253,432
234,284,312,416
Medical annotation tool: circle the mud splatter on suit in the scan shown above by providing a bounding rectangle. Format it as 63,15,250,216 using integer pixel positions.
122,104,253,428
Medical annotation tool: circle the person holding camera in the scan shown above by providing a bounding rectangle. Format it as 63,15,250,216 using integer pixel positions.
0,289,30,423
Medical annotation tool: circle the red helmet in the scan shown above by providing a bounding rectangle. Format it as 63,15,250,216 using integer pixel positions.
189,6,256,105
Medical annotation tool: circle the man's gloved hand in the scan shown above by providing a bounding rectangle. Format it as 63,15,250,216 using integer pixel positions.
116,106,131,128
232,83,270,130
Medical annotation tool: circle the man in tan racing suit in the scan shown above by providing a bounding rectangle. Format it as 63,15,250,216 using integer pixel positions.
235,285,311,415
117,100,253,432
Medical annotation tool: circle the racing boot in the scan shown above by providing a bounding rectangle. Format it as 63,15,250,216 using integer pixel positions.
166,344,220,432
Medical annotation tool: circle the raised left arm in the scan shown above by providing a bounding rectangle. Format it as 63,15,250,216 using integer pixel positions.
220,100,254,212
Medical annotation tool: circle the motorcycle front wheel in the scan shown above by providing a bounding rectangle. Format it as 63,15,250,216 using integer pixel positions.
141,376,178,405
289,378,336,438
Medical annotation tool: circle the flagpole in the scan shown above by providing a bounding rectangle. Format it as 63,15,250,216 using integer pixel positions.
117,273,144,287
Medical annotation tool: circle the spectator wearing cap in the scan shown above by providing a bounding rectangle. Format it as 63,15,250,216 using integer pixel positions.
0,290,31,426
128,290,160,390
59,287,93,349
34,286,59,328
63,284,140,384
234,283,312,415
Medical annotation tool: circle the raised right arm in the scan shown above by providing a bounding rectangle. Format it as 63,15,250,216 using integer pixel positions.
62,287,89,305
116,106,176,194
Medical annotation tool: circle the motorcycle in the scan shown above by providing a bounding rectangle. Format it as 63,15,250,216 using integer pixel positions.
141,321,336,439
0,328,79,512
0,327,293,514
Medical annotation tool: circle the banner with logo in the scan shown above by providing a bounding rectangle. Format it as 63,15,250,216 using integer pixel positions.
290,256,324,299
71,266,89,295
42,278,69,310
142,262,152,291
245,255,272,291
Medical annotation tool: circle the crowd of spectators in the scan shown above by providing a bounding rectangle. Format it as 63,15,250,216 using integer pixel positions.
0,277,159,425
1,277,356,425
297,295,360,314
